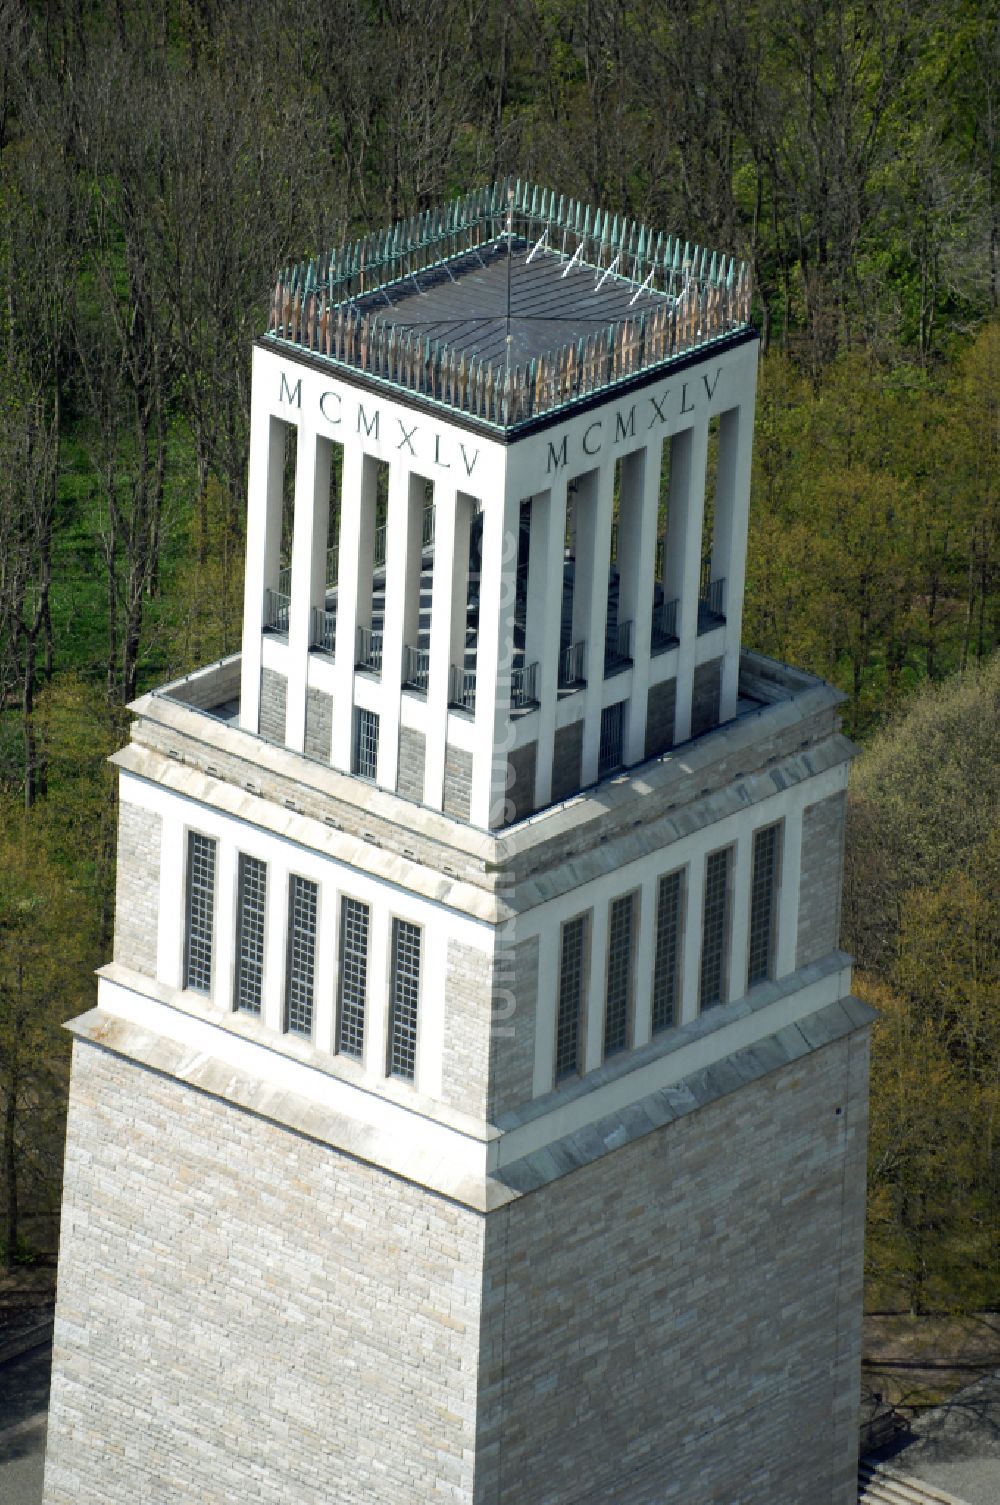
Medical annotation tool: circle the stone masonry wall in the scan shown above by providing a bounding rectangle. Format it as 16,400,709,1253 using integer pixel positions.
443,743,473,823
505,741,537,825
440,940,494,1120
690,655,723,738
304,686,333,763
550,720,583,804
43,1041,484,1505
488,935,539,1122
112,803,162,979
644,677,677,760
397,726,426,803
475,1028,870,1505
797,790,848,968
259,667,287,744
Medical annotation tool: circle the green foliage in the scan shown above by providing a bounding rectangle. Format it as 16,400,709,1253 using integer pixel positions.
744,330,999,733
850,657,1000,1313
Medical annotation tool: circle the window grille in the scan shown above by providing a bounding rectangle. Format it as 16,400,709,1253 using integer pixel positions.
184,831,216,994
599,700,625,777
700,848,731,1009
604,893,634,1057
234,854,266,1016
338,897,369,1059
285,875,318,1037
651,870,683,1032
388,918,421,1081
748,823,780,987
555,914,587,1080
354,708,379,780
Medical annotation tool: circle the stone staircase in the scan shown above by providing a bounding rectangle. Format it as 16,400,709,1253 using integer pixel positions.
859,1458,969,1505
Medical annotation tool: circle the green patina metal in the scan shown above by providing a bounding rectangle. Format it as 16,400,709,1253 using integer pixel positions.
265,177,753,434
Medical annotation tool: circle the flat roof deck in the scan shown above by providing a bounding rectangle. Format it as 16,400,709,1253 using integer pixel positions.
264,179,753,436
348,237,667,373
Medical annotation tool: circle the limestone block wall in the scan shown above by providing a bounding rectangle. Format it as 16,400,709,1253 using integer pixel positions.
112,802,162,979
397,725,426,803
690,655,723,738
304,685,333,762
259,667,287,744
505,741,537,825
440,939,494,1119
443,743,473,822
489,934,539,1121
551,720,583,804
645,676,676,759
43,1040,484,1505
797,790,848,968
476,1029,869,1505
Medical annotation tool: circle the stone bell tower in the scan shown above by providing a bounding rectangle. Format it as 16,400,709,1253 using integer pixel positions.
43,180,871,1505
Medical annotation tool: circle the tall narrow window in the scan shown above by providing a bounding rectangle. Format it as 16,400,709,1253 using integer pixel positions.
555,914,588,1080
234,854,267,1016
285,875,318,1037
651,869,683,1033
599,701,625,777
748,823,780,987
604,893,635,1057
700,847,731,1010
338,897,369,1059
354,708,379,780
184,832,216,994
388,918,421,1081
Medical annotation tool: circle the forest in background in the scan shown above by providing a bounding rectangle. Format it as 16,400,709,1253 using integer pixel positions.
0,0,997,1322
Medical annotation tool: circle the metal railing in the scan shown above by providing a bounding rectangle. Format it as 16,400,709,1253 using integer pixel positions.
264,588,290,635
422,504,435,550
267,177,752,434
449,664,476,712
650,597,679,653
356,624,383,673
655,537,665,581
326,544,339,589
402,644,430,693
558,641,586,688
374,521,387,569
510,661,538,709
604,619,633,675
311,606,336,655
699,568,726,626
277,564,292,598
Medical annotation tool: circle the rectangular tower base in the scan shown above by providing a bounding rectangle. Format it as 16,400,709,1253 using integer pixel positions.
44,1003,869,1505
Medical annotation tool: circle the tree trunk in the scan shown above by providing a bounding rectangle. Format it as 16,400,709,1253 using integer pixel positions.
3,1072,17,1270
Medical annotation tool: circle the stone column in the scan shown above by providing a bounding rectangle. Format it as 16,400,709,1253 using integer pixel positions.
330,443,366,772
528,481,568,811
617,444,659,765
672,420,709,745
727,829,752,1005
423,485,463,810
363,902,391,1080
286,428,330,753
473,485,520,828
578,465,615,787
632,874,657,1048
379,464,421,791
241,410,290,734
715,395,756,720
262,866,286,1036
679,854,705,1025
532,927,559,1096
776,805,803,978
583,900,609,1073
